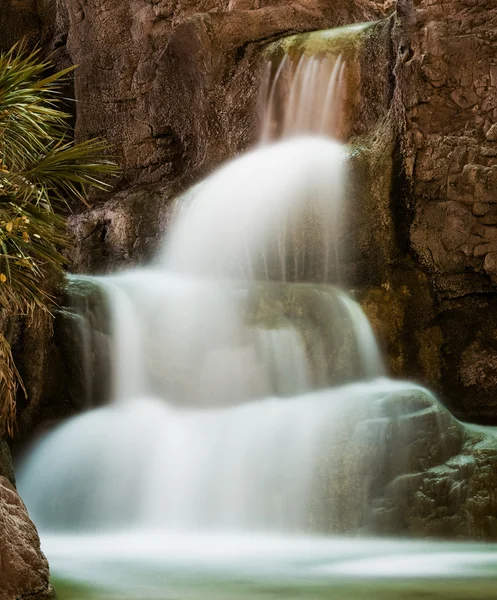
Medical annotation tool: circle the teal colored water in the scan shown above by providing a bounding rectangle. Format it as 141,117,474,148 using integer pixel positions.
52,578,497,600
45,534,497,600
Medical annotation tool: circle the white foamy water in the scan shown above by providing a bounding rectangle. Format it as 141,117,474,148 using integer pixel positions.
18,136,388,535
163,138,345,282
70,270,384,408
41,532,497,600
20,378,426,533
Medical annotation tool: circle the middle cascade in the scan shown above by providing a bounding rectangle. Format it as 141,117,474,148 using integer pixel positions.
18,41,405,536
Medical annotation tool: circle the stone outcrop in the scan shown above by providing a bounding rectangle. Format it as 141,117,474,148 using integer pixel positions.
0,440,15,485
398,0,497,292
6,0,385,189
0,0,40,52
0,477,52,600
69,185,175,273
365,393,497,539
57,0,390,273
307,385,497,539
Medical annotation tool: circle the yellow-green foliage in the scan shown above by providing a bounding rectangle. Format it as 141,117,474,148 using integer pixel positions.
0,332,24,437
0,43,118,435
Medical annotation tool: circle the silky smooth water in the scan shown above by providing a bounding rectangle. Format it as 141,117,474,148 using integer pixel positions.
261,54,345,141
47,535,497,600
18,136,389,535
162,138,345,282
20,378,427,533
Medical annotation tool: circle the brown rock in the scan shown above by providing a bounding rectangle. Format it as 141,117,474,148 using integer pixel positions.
68,185,175,273
0,0,39,52
480,215,497,226
0,440,15,485
0,477,52,600
473,203,491,216
411,202,480,274
484,252,497,280
474,243,493,258
386,0,497,421
58,0,387,188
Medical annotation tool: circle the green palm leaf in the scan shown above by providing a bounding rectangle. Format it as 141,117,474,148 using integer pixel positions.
0,43,119,435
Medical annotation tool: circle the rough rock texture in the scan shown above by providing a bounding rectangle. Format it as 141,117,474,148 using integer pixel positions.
1,0,391,275
389,0,497,420
367,395,497,539
309,385,497,539
0,440,15,485
69,185,175,273
57,0,390,273
0,0,40,51
0,477,52,600
64,0,385,185
310,0,497,424
399,425,497,539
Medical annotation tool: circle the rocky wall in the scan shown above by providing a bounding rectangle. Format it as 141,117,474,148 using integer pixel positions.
390,0,497,420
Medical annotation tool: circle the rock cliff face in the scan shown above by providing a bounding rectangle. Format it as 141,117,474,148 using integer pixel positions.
48,0,389,268
393,0,497,420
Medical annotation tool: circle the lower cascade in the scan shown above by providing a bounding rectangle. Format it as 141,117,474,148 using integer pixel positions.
19,137,439,540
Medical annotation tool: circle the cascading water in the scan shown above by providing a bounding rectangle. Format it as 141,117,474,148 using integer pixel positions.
19,136,388,534
260,54,346,142
15,22,483,600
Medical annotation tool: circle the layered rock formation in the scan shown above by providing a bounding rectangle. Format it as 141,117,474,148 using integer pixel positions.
312,387,497,540
366,392,497,539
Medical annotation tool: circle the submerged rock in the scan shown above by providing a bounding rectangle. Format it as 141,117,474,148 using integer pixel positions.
311,387,497,540
310,386,465,534
398,423,497,540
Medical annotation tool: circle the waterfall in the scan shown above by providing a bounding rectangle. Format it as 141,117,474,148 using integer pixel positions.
19,32,413,542
162,138,345,282
261,54,346,142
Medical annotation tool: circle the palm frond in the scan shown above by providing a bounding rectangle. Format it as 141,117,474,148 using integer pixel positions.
0,331,25,437
0,43,120,435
